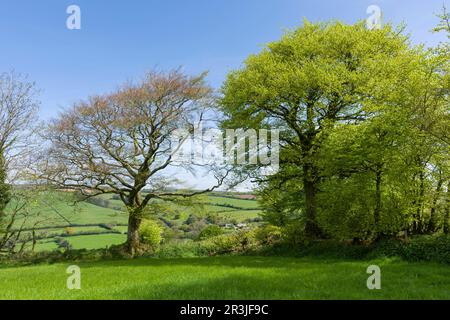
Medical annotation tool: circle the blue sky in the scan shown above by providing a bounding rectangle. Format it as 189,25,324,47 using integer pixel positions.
0,0,448,120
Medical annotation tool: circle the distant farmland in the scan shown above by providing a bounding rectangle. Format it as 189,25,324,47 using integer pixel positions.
9,191,262,252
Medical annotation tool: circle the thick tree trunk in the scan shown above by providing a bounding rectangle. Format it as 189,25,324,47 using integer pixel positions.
303,165,322,238
302,99,323,239
126,213,142,255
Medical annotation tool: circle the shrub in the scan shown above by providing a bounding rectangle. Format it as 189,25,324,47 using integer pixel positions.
255,225,283,245
139,219,163,252
156,241,199,258
55,237,72,251
162,228,183,243
203,234,240,255
247,216,264,223
200,230,257,255
64,227,75,235
401,235,450,264
282,221,308,246
237,229,257,250
197,225,224,241
256,235,450,264
185,214,198,225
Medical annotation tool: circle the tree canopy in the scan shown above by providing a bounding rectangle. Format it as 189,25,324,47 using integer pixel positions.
221,20,449,240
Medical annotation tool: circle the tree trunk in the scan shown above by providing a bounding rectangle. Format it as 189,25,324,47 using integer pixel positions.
31,230,37,253
303,165,322,238
302,99,323,239
374,168,382,232
126,213,142,255
427,179,443,234
412,169,425,234
444,181,450,235
0,152,10,218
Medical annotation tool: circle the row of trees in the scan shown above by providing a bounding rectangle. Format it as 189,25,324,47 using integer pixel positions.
1,11,449,255
220,16,450,241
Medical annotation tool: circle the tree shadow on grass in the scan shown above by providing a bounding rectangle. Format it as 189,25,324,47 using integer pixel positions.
90,257,384,300
105,261,450,300
108,273,349,300
73,255,450,300
76,255,374,270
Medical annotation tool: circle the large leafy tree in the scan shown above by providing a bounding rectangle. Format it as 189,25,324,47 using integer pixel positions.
41,70,228,255
318,41,449,238
220,21,416,238
432,6,450,233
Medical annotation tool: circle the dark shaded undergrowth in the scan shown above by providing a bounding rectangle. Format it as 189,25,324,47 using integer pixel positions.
1,234,449,268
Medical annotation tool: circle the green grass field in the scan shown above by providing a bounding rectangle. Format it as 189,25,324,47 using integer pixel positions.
64,234,127,250
1,256,449,300
7,192,261,252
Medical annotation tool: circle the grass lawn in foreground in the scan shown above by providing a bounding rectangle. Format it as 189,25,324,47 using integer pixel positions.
1,256,449,300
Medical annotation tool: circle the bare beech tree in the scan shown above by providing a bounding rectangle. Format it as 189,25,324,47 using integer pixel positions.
40,70,229,254
0,71,40,254
0,72,38,210
0,71,39,217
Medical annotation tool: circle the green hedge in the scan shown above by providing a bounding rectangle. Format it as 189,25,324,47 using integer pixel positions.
3,231,448,265
391,235,450,264
254,235,450,264
156,230,258,258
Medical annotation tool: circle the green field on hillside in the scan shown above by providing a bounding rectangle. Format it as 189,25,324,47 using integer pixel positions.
1,256,449,300
7,192,261,252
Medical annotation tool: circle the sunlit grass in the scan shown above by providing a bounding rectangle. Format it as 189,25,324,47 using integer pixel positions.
1,256,449,300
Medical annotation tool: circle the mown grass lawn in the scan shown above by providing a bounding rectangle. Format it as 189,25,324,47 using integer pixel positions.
1,256,449,300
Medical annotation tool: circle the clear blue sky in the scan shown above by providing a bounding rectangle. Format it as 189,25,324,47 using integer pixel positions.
0,0,448,119
1,0,448,190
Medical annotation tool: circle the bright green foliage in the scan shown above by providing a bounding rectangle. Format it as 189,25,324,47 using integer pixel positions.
254,225,283,245
197,225,224,241
222,20,449,241
258,167,304,227
222,20,419,238
139,219,163,251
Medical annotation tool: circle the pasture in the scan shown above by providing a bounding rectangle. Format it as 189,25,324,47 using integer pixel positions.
8,192,262,252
